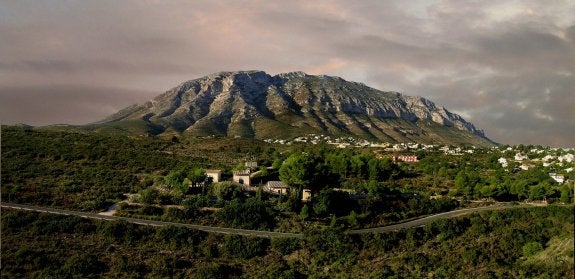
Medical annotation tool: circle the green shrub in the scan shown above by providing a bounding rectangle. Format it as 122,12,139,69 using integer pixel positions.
271,237,302,255
216,198,274,229
191,263,238,279
223,235,269,259
522,241,543,257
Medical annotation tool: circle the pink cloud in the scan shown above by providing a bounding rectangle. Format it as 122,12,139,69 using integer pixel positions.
306,58,347,75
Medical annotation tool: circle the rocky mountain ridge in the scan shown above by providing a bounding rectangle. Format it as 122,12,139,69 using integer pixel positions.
99,71,491,145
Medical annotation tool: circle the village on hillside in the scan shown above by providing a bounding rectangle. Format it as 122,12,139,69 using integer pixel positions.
116,135,573,214
266,134,573,185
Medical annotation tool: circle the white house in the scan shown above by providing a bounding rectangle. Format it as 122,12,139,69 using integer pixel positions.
542,155,554,162
245,161,258,169
302,189,312,201
264,181,290,195
392,155,419,163
515,153,528,161
559,154,574,163
549,173,565,184
232,170,251,186
205,170,222,183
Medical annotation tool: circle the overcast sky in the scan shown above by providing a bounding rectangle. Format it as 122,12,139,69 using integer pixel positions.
1,0,574,146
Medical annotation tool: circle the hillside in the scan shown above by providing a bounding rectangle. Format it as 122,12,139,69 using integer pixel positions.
92,71,494,146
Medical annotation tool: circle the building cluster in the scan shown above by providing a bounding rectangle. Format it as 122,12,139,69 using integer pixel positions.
497,146,574,184
264,134,379,147
207,140,572,201
392,155,419,163
264,134,479,155
204,158,369,202
205,161,314,201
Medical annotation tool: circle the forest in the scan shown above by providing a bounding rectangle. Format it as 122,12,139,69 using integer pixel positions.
2,205,572,278
1,125,574,277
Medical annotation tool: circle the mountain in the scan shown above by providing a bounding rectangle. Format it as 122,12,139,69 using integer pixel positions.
93,70,493,146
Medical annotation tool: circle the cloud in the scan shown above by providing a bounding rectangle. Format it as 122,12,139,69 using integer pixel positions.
0,85,157,125
0,59,191,76
306,58,348,75
0,0,573,146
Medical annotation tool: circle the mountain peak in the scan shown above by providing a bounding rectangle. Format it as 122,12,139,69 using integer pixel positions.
97,71,492,145
275,71,308,79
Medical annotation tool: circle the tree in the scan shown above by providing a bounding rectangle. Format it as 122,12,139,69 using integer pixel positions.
528,185,544,201
165,169,187,188
348,210,359,228
368,158,380,181
165,168,188,194
325,152,348,178
455,170,474,196
271,158,283,170
350,154,367,179
510,180,529,200
299,204,309,221
279,153,329,196
188,168,207,188
279,153,314,189
378,158,395,180
313,189,333,216
213,182,244,201
139,188,158,204
560,183,573,203
329,214,338,228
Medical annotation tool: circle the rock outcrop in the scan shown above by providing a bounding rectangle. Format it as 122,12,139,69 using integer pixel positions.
99,71,491,145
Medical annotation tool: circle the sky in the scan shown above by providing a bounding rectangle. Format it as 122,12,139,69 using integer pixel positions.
1,0,574,147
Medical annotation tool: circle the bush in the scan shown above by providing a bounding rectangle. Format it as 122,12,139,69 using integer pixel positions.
271,237,302,255
223,235,270,259
191,263,239,279
155,225,204,248
183,195,213,208
216,198,274,229
299,204,309,221
522,241,543,257
62,254,107,277
213,182,244,201
313,188,355,216
348,210,359,228
163,207,196,222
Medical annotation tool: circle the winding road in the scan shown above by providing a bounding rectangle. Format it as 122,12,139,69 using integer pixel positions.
1,202,531,238
347,204,527,234
1,202,304,239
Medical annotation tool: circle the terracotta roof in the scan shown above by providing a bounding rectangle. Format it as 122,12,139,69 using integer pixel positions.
233,169,251,176
266,181,288,188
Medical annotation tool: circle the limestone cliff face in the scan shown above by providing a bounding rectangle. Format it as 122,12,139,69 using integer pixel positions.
102,71,490,144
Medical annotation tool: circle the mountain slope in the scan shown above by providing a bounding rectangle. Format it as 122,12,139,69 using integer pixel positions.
94,71,493,146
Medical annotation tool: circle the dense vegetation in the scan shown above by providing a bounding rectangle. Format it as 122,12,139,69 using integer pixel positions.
0,126,278,211
2,125,573,277
2,205,572,278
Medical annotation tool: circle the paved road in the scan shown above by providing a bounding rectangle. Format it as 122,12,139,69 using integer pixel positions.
0,203,304,239
348,204,526,234
2,202,530,237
